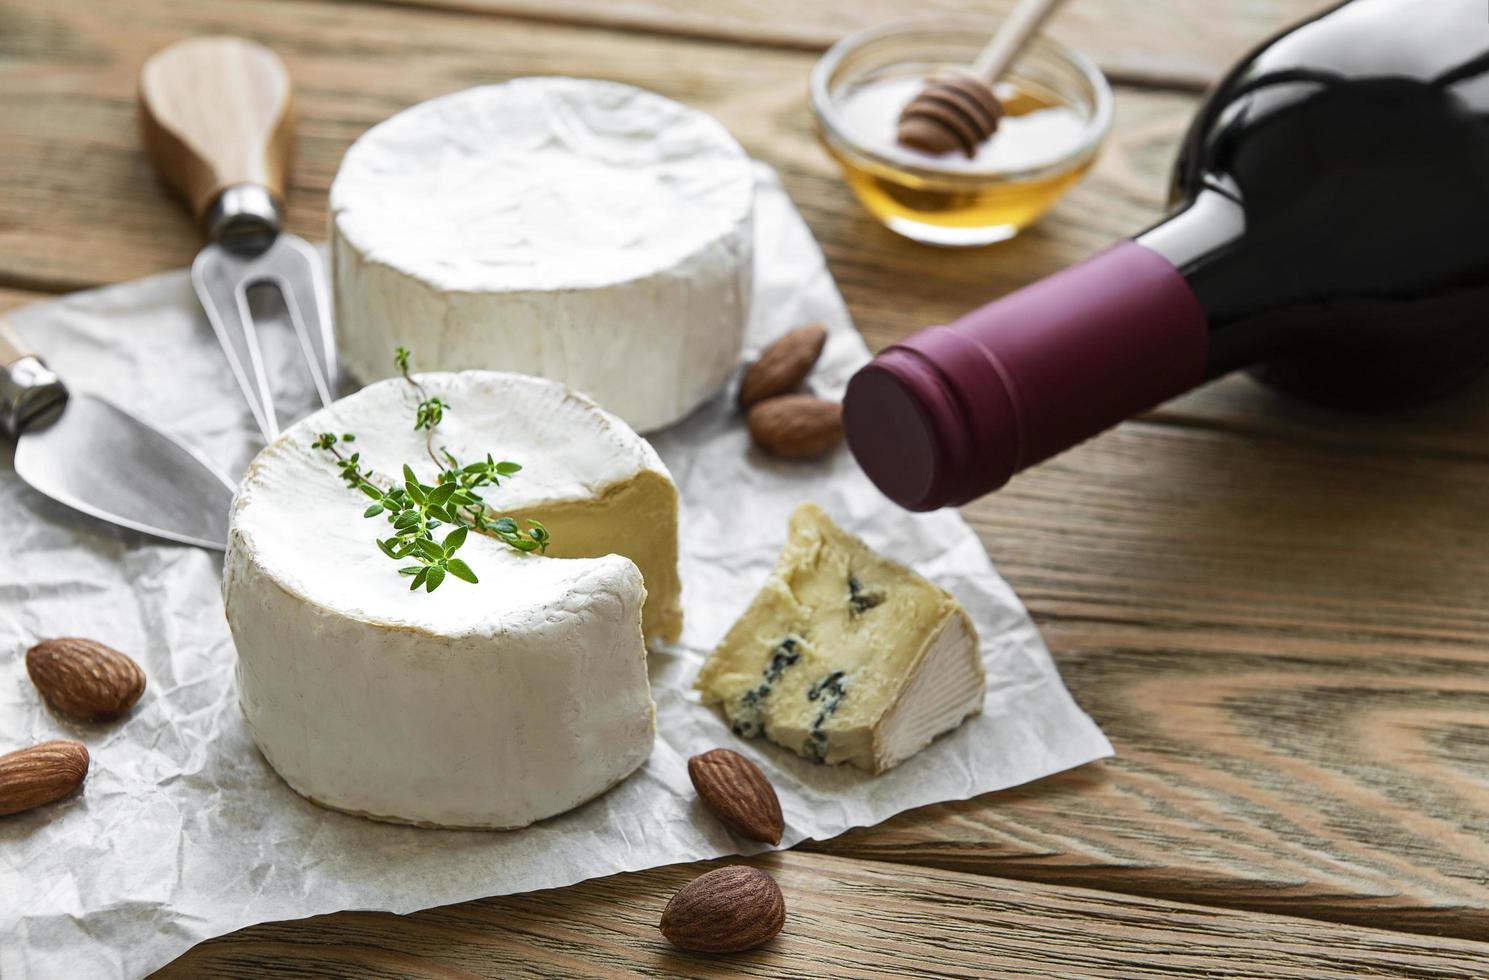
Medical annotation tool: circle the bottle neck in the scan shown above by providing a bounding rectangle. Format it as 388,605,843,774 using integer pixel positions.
1137,186,1246,285
844,241,1210,510
1139,185,1272,376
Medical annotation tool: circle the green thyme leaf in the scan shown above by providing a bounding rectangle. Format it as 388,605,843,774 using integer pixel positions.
313,347,558,594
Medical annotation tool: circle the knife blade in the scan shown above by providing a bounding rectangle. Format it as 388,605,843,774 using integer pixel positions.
1,318,235,550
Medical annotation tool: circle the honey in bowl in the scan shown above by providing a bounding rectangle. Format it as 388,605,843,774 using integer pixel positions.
809,20,1112,247
829,75,1094,244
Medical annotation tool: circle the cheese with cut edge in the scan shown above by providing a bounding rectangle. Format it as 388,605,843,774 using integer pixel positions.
696,503,984,773
330,77,755,433
222,371,680,829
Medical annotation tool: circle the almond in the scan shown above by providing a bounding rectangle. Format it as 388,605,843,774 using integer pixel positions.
738,324,828,409
0,740,89,816
26,638,146,723
688,748,783,845
660,866,785,953
746,395,844,459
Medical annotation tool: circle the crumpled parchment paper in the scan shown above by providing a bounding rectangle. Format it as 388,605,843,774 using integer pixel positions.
0,166,1111,978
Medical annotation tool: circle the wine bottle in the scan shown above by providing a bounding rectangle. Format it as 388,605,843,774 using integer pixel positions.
844,0,1489,511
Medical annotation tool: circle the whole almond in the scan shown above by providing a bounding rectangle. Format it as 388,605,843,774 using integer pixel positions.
660,866,785,953
688,749,783,845
738,324,828,409
26,638,146,723
0,740,89,816
747,395,844,459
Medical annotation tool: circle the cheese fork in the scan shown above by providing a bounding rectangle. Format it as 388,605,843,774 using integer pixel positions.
139,36,335,444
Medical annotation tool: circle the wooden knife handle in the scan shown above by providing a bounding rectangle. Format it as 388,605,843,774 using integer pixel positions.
0,317,30,368
138,36,294,230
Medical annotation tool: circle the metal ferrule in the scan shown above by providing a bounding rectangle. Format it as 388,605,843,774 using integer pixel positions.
0,354,68,438
205,184,284,253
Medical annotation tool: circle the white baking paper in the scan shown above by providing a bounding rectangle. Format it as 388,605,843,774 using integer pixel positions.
0,166,1111,979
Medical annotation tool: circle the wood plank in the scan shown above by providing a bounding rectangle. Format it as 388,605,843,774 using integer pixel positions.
377,0,1335,89
810,418,1489,938
975,421,1489,646
1157,372,1489,464
0,288,45,315
154,851,1489,978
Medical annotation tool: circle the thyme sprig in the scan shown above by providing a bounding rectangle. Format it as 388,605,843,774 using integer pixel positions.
312,349,550,592
396,347,450,434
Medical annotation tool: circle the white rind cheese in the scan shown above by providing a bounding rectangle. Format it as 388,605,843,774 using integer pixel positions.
223,371,681,828
697,503,985,773
330,77,755,433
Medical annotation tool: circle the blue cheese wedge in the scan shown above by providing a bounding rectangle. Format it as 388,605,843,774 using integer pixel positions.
697,503,984,773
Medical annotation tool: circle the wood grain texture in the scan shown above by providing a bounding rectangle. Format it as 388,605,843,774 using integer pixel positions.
376,0,1334,89
154,852,1489,978
0,288,44,316
1157,370,1489,463
810,423,1489,938
138,36,295,224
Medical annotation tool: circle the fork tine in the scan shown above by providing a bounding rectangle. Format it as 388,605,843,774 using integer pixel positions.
270,236,337,406
192,245,280,442
276,280,334,408
233,282,282,438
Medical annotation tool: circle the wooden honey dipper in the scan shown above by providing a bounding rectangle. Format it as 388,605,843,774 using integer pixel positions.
898,0,1071,158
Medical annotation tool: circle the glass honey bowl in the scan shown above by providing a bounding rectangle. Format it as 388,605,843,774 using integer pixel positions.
810,16,1113,247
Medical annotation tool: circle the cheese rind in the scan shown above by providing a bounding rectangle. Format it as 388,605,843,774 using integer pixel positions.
330,77,754,433
223,371,680,828
696,503,985,773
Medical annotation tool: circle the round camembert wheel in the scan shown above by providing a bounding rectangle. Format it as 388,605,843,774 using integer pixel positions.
223,371,681,829
330,77,755,433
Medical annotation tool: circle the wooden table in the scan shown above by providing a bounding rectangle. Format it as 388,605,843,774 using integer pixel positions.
6,0,1489,975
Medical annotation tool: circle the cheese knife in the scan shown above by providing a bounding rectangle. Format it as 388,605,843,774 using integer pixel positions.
0,318,236,549
139,36,336,445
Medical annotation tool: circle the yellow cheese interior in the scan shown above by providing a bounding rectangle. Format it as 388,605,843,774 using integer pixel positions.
697,502,982,771
506,469,682,643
